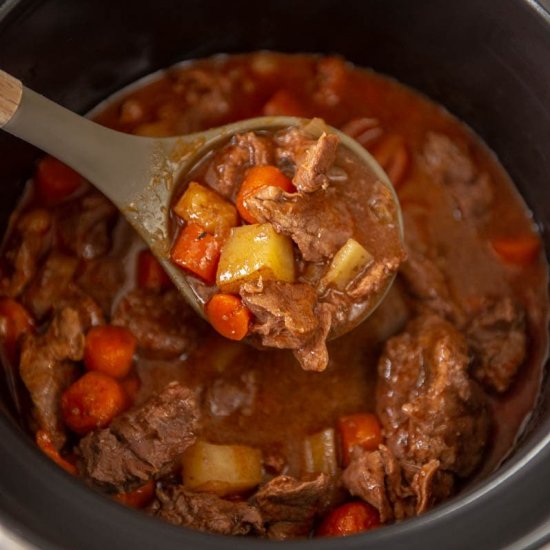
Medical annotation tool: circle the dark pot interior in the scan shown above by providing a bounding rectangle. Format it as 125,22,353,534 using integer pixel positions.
0,1,549,548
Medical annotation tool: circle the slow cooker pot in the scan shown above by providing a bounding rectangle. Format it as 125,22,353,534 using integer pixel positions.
0,1,549,548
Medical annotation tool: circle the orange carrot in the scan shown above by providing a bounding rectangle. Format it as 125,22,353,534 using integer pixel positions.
236,166,295,224
61,371,128,435
262,89,308,117
35,430,77,475
490,235,541,265
0,298,34,362
84,325,137,379
114,480,155,508
136,249,172,290
317,501,380,537
205,293,252,341
170,223,221,284
35,156,84,203
371,134,409,189
338,413,382,466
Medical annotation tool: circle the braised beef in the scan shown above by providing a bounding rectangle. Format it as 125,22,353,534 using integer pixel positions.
422,133,493,219
19,307,85,448
240,280,330,371
0,209,52,298
399,249,465,325
23,252,79,319
76,257,126,315
243,185,353,262
342,445,453,523
112,288,199,358
58,192,117,260
78,382,200,492
468,296,527,393
376,314,490,477
292,133,339,193
203,369,257,417
253,474,333,539
205,132,274,199
149,484,264,536
171,68,234,132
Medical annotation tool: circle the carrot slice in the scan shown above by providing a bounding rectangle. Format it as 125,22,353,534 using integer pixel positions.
170,223,221,284
61,371,129,435
136,249,172,290
0,298,34,363
317,501,380,537
114,480,155,508
35,430,77,475
490,235,541,265
338,413,382,466
236,166,295,224
84,325,137,379
205,293,252,341
35,156,84,203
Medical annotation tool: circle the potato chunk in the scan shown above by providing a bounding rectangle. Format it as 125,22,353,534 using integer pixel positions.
302,428,338,475
182,440,262,496
174,182,238,237
320,238,373,291
216,223,295,293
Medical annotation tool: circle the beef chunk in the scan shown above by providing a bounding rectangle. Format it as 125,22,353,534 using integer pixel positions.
292,303,332,372
148,484,264,536
423,133,493,219
253,474,333,540
78,382,199,492
19,307,85,448
348,255,404,301
243,185,353,262
112,288,199,358
313,57,349,107
293,133,339,193
240,280,330,371
399,249,465,325
57,288,105,330
171,68,234,132
205,132,274,199
203,369,257,417
23,252,79,319
468,296,527,393
376,314,490,477
58,192,117,260
77,257,126,315
0,209,52,298
342,446,413,522
342,446,453,523
411,458,454,515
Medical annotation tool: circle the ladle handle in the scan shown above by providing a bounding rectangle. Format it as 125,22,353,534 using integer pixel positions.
0,70,23,127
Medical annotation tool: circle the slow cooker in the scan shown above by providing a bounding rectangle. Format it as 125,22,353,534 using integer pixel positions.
0,0,549,548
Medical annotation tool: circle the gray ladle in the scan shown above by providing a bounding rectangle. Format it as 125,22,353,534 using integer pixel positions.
0,69,402,331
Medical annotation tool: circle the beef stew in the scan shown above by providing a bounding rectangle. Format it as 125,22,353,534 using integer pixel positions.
0,52,547,540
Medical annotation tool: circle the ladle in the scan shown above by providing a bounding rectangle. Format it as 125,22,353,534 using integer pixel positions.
0,69,402,333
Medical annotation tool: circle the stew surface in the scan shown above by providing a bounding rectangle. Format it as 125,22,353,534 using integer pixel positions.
0,52,547,540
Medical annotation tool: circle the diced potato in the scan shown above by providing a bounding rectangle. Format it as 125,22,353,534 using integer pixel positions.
174,182,238,237
216,223,295,293
302,428,338,476
320,238,373,291
182,440,262,496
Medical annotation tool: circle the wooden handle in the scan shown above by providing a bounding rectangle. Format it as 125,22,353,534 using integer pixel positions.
0,70,23,127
